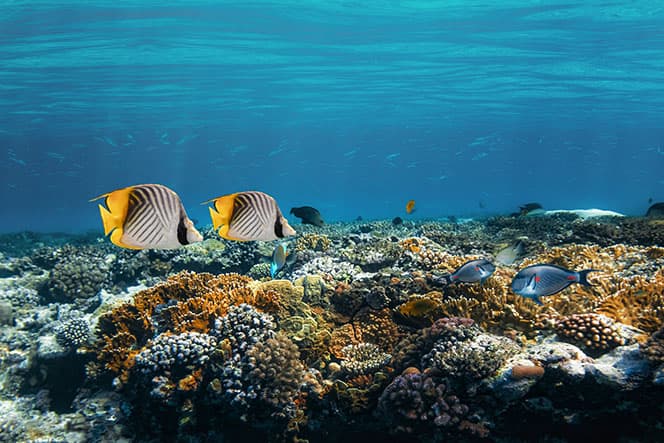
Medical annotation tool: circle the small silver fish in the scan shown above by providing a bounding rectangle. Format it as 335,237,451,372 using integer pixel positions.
495,240,525,265
446,259,496,284
511,264,597,303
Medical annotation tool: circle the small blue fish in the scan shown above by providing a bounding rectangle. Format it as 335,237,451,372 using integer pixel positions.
511,264,597,304
270,243,288,278
446,259,496,284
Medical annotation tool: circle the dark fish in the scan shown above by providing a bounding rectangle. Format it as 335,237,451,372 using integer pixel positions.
646,202,664,218
290,206,324,227
519,202,543,216
90,183,203,250
355,216,363,221
511,264,597,303
205,191,296,241
446,259,495,284
392,216,403,226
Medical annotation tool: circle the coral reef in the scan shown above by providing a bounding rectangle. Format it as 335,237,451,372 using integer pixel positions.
2,215,664,442
55,317,91,349
555,313,627,354
339,343,391,376
640,325,664,365
46,246,110,302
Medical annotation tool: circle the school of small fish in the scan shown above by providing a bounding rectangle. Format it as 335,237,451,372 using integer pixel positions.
92,184,612,303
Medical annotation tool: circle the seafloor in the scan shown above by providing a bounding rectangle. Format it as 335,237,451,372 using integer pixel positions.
0,214,662,443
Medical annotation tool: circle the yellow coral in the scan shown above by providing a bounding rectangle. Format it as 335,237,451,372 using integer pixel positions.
595,271,664,332
295,233,331,252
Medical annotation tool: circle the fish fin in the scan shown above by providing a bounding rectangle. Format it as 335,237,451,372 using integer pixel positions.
109,229,143,250
98,204,119,236
533,296,543,305
270,262,277,279
577,269,599,286
480,276,489,285
208,194,240,239
96,186,133,236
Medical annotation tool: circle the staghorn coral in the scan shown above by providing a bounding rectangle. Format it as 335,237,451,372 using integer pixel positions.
555,313,627,354
594,271,664,333
437,267,543,336
339,343,391,376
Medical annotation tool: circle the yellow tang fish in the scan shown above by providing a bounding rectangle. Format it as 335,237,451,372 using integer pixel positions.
205,191,296,241
90,183,203,250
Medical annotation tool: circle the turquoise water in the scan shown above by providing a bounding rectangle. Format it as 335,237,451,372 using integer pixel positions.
1,1,663,232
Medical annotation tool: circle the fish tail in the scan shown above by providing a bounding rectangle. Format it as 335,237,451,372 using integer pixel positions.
577,269,599,286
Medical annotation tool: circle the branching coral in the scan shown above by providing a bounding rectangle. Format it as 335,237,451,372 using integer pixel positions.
295,233,331,253
594,271,664,333
339,343,391,376
377,371,488,438
96,272,257,381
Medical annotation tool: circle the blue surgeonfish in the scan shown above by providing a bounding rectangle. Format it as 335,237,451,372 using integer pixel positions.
445,259,496,284
511,264,598,304
270,242,288,278
205,191,296,241
90,183,203,250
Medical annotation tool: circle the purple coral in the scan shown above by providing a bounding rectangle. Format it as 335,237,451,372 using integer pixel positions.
377,371,479,435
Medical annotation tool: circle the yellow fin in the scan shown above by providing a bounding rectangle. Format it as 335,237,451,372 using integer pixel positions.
109,228,142,250
94,186,133,240
207,193,237,235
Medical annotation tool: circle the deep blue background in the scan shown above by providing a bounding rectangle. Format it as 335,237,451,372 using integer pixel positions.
1,1,663,232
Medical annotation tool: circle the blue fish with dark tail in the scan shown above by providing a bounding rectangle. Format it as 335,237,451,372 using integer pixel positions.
511,263,598,304
270,242,288,278
445,258,496,284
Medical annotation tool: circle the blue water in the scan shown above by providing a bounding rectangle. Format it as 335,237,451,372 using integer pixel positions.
1,1,663,233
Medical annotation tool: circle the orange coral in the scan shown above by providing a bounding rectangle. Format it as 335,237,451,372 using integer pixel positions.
329,324,360,359
96,271,259,378
595,271,664,333
352,308,404,354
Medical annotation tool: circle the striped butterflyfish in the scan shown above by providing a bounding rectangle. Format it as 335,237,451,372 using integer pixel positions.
90,183,203,250
204,191,296,241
